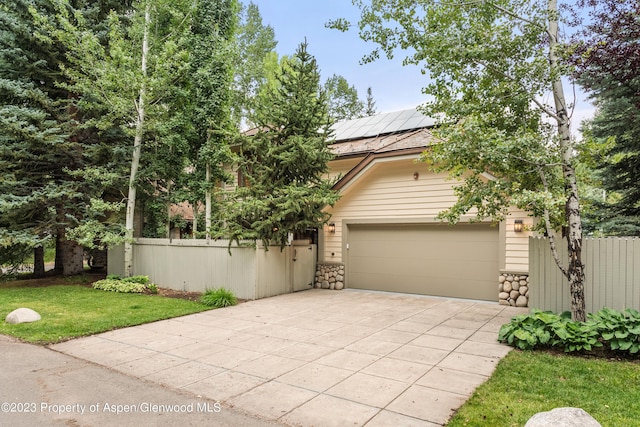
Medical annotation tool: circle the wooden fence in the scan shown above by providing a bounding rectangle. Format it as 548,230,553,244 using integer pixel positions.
529,236,640,313
107,238,316,300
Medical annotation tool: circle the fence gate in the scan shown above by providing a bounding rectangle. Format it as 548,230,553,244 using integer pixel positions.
292,241,317,292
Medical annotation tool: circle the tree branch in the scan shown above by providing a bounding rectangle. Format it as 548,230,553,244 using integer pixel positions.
538,165,569,278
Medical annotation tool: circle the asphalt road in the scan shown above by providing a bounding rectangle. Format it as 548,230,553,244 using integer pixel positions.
0,335,282,427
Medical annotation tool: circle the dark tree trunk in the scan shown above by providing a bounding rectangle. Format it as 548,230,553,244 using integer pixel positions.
33,246,45,278
55,228,85,276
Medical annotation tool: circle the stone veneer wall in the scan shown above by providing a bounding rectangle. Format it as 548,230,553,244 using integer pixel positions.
499,273,529,307
315,263,345,290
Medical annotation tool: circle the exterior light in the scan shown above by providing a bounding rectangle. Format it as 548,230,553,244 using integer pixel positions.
413,172,419,180
514,219,524,233
328,223,335,233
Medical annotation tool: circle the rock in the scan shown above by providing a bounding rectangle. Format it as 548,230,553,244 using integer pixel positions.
510,290,520,299
516,295,528,307
520,286,528,295
524,407,601,427
335,281,344,290
520,279,528,286
499,292,510,300
509,299,516,306
499,299,509,306
336,275,344,281
499,275,506,283
330,282,335,290
506,275,514,282
5,308,41,324
498,283,504,292
503,281,513,293
321,280,330,289
512,281,520,290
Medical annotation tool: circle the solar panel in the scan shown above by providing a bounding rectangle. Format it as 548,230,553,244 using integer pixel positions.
331,107,435,142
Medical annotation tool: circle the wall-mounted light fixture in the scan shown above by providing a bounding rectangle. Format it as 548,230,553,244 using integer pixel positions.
328,223,336,233
514,219,524,233
413,172,419,180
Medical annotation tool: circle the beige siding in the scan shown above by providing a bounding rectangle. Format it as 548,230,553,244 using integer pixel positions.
504,208,534,273
323,157,532,275
323,158,458,262
326,157,363,182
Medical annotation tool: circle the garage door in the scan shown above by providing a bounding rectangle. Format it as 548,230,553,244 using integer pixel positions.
347,223,498,301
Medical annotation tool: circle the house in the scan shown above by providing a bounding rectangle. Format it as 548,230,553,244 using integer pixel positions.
316,108,533,305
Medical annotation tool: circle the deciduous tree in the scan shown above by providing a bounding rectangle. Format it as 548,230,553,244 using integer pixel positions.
331,0,587,320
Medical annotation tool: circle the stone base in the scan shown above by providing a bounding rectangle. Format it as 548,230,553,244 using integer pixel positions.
499,273,529,307
315,263,344,290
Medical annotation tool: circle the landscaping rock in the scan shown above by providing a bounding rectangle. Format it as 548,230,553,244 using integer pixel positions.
516,295,528,307
503,281,513,293
5,308,41,324
335,281,344,290
524,407,601,427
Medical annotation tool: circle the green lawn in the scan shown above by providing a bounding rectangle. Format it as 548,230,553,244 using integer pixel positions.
447,350,640,427
0,282,211,344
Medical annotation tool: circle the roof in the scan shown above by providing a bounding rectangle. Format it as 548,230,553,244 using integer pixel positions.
329,107,439,158
329,128,437,158
331,107,436,142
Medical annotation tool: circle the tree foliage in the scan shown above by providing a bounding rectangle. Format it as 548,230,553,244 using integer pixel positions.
572,0,640,235
186,0,238,239
331,0,587,320
0,0,132,275
323,73,364,121
232,1,277,127
226,41,339,247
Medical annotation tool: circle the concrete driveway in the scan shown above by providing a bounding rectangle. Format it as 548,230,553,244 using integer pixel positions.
52,289,526,426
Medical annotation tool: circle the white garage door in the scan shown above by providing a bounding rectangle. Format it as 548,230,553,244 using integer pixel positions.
347,223,499,301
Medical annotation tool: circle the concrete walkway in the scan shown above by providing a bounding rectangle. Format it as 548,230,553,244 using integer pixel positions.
51,289,526,426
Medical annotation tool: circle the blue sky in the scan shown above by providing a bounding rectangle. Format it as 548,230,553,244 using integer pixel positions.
249,0,594,133
249,0,427,113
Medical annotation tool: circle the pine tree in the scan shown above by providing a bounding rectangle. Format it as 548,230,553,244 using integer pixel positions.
227,41,339,247
0,0,108,276
573,0,640,235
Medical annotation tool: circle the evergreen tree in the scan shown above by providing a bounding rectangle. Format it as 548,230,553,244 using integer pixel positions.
572,0,640,235
365,87,377,116
0,0,128,275
227,41,339,247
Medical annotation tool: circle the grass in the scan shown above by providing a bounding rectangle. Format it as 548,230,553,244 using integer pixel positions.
0,280,211,344
447,350,640,426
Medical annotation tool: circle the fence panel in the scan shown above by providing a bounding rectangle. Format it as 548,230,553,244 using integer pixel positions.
530,237,640,313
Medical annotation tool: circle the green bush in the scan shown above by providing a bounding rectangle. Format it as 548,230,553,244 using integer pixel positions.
590,308,640,354
499,307,640,356
200,287,237,308
93,275,154,293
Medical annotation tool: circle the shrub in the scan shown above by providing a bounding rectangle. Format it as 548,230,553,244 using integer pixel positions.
499,307,640,356
590,308,640,354
93,275,154,293
200,287,238,308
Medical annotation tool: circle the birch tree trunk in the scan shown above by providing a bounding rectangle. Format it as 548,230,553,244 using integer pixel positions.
205,162,211,242
548,0,585,321
124,4,150,277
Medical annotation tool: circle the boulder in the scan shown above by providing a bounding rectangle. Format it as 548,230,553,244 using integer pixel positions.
516,295,528,307
524,407,601,427
5,308,41,324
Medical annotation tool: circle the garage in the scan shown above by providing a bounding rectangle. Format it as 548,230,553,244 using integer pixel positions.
346,223,499,301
